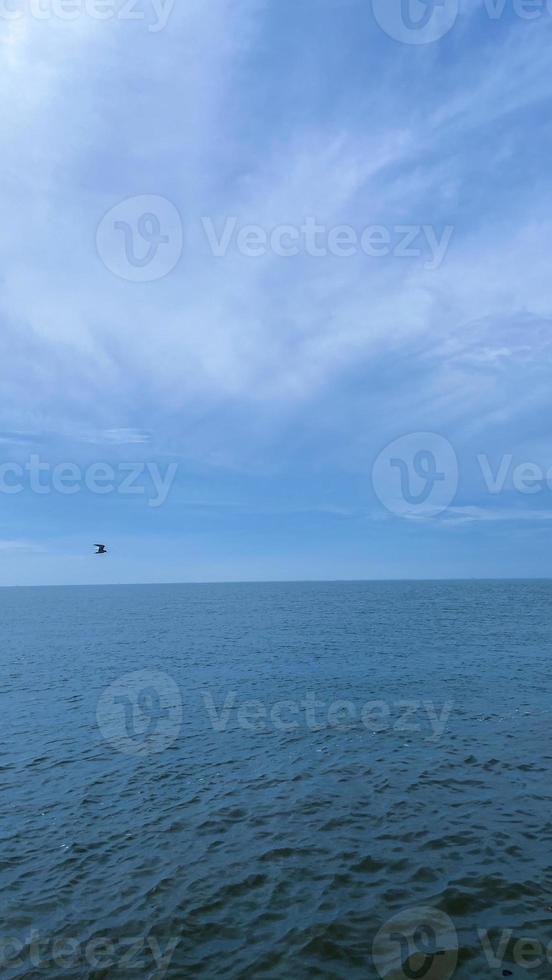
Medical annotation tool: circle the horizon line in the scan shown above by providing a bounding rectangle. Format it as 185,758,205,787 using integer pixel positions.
0,577,550,589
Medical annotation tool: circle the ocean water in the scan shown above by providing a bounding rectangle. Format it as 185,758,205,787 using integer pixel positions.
2,580,552,979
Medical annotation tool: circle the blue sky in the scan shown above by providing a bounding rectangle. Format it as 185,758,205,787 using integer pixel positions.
1,0,552,585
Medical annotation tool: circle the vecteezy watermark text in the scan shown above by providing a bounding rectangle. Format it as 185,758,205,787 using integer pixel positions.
200,217,454,270
0,930,179,978
96,670,454,756
371,0,552,47
372,904,552,979
95,195,455,282
372,432,552,519
0,455,178,507
0,0,175,32
202,690,453,738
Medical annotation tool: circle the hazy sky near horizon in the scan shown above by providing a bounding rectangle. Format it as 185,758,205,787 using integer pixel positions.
1,0,552,585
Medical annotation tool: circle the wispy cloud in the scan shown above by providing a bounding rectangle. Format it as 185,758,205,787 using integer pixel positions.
0,539,44,553
441,507,552,526
1,3,552,580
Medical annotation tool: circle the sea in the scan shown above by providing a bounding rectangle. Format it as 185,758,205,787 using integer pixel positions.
1,580,551,979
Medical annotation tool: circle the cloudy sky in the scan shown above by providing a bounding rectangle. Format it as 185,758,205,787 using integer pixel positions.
1,0,552,585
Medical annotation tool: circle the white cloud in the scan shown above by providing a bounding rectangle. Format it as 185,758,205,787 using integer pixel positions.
0,539,44,552
1,4,552,464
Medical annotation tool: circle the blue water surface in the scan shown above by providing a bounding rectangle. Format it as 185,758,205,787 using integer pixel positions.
1,581,552,978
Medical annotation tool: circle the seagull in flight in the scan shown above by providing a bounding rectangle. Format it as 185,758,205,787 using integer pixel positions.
94,544,107,555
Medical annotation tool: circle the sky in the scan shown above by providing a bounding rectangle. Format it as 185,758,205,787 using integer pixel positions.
1,0,552,585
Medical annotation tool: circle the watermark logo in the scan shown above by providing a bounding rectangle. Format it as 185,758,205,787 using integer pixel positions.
373,906,458,980
372,0,459,45
96,670,182,755
96,195,183,282
96,685,453,753
95,208,454,279
372,433,458,518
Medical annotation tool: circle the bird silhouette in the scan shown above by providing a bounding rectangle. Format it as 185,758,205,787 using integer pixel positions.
94,544,107,555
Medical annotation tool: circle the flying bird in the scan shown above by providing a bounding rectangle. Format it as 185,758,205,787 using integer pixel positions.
94,544,107,555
